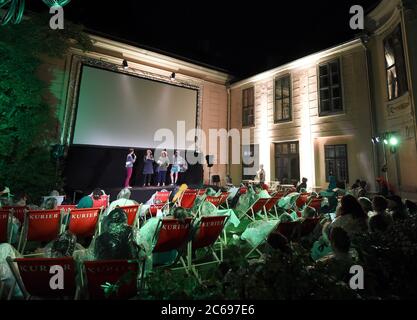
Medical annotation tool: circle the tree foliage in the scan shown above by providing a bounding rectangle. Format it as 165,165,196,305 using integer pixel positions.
0,13,92,202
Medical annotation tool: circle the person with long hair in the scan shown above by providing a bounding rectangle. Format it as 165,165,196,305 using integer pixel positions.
331,194,368,237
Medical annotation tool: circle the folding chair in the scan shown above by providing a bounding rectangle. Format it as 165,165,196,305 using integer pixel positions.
244,220,280,259
82,259,144,300
197,189,207,197
119,205,141,227
275,221,301,241
154,191,171,204
6,256,79,300
67,208,102,238
242,198,271,221
57,205,77,211
219,191,230,209
186,215,229,282
93,195,110,209
152,218,193,270
204,196,222,208
296,193,310,209
300,217,321,237
3,206,26,225
264,194,284,218
18,209,62,254
309,198,322,212
0,209,11,243
177,190,198,210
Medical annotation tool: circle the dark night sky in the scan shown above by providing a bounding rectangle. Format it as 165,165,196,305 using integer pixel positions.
28,0,381,80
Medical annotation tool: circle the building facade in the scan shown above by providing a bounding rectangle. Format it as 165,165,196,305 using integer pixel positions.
229,39,377,192
365,0,417,199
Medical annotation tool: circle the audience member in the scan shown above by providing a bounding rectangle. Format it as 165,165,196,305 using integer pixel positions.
331,195,368,237
369,196,393,233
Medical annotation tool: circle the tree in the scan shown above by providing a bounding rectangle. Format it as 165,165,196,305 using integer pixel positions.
0,13,92,202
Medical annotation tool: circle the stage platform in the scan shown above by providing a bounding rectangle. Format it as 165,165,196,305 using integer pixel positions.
108,185,177,204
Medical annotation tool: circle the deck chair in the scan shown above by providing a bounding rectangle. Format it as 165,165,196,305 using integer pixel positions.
18,209,62,254
3,206,27,224
118,205,141,227
82,259,144,300
154,191,171,204
186,215,229,282
6,256,79,300
264,194,284,218
309,198,322,212
244,219,280,259
57,205,77,211
67,208,102,238
0,210,11,243
300,217,321,237
218,192,230,209
204,196,222,208
177,190,198,210
296,193,310,209
152,218,193,269
197,189,207,196
242,198,271,221
276,221,302,241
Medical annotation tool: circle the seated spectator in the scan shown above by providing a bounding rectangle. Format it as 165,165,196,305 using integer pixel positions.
106,188,139,215
91,188,108,208
357,181,368,198
316,227,356,281
387,195,408,221
13,193,27,207
301,206,317,219
351,179,361,190
358,197,373,217
77,195,94,209
331,195,368,238
369,196,393,233
42,197,58,210
296,178,308,193
94,208,138,261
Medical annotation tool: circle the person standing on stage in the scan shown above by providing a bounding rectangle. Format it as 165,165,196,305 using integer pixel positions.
170,150,187,185
156,150,170,187
125,149,136,188
143,150,155,187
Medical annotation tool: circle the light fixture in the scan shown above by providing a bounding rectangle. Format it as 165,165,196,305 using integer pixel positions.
389,136,399,147
170,72,176,81
122,59,129,70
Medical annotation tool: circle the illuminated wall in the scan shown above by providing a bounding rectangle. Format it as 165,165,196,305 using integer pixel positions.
230,40,376,191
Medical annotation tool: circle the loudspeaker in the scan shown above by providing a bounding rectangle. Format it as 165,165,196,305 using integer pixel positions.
206,155,214,168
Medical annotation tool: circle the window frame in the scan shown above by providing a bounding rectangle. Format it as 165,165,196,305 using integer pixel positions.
324,144,349,183
318,59,344,117
242,87,255,128
383,24,408,101
274,74,292,123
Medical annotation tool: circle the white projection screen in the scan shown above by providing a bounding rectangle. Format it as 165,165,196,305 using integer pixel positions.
72,66,198,149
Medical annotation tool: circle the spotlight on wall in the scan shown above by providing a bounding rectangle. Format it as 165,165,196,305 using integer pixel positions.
170,72,176,81
122,59,129,70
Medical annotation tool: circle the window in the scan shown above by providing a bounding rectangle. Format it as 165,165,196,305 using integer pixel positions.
319,60,343,115
384,25,408,101
275,142,300,185
274,75,292,122
242,87,255,127
242,144,259,180
325,145,349,183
